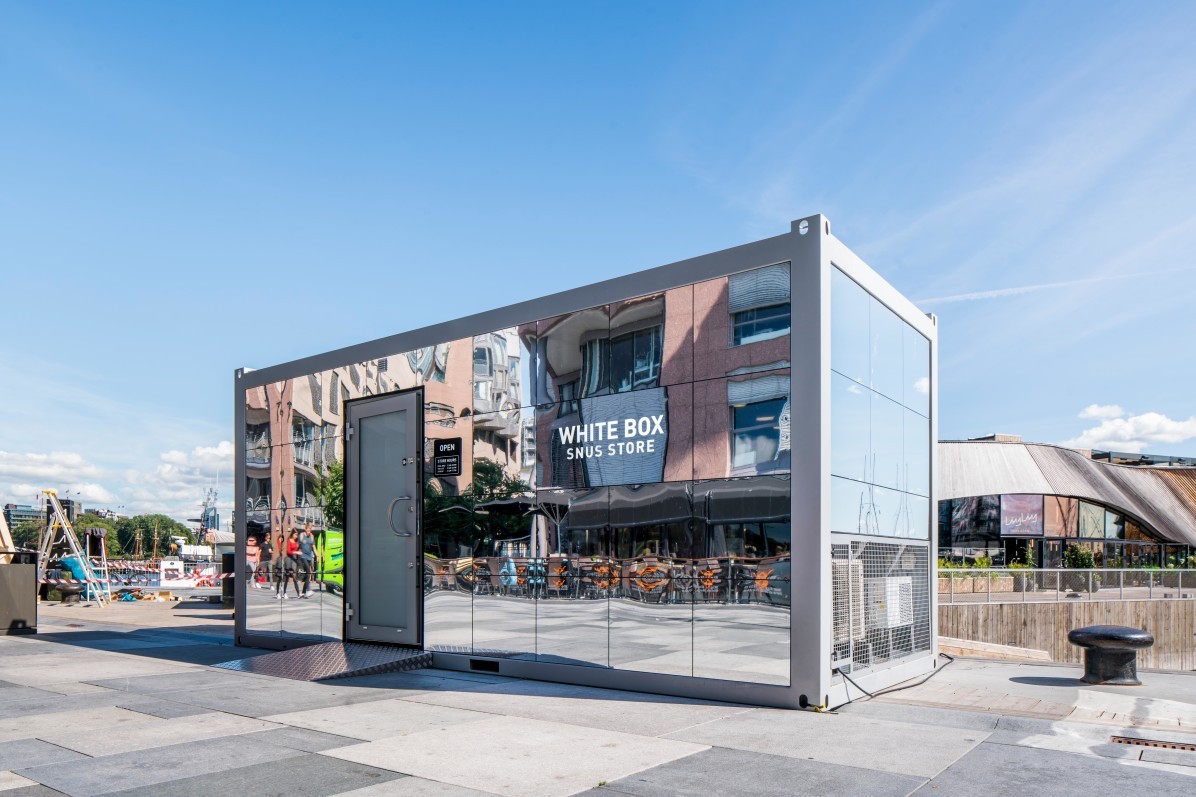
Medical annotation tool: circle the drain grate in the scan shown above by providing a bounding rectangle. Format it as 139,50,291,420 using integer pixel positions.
1110,736,1196,752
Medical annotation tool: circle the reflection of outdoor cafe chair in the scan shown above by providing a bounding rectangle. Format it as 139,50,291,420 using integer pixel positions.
628,558,671,603
691,558,723,603
546,555,571,598
488,558,509,595
436,565,457,592
579,559,615,599
472,559,494,595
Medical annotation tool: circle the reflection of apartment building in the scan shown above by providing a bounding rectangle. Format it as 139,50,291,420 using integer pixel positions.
526,265,793,490
246,330,528,530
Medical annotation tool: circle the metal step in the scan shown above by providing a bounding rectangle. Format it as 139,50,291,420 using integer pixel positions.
213,642,432,682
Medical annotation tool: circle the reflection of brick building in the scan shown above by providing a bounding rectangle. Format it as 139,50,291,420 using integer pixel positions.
245,330,527,540
527,266,792,489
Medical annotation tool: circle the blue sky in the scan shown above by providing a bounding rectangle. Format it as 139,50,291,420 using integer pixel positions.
2,1,1195,524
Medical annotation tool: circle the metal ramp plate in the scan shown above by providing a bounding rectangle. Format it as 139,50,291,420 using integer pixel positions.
214,642,431,682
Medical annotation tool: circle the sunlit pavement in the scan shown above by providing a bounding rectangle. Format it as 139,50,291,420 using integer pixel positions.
1,605,1194,796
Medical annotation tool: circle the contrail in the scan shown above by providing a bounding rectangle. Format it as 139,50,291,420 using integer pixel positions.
918,267,1194,306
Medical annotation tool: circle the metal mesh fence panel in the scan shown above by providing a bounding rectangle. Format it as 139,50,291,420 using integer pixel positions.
831,538,931,675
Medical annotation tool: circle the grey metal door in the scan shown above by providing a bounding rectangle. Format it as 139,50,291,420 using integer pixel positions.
345,390,422,646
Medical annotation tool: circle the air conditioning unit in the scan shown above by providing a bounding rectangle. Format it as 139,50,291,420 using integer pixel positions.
831,559,865,644
865,576,913,630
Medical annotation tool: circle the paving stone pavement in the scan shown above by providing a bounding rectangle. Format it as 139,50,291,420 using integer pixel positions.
0,614,1194,796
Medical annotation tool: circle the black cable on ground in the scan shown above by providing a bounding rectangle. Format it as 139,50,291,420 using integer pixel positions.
835,652,956,706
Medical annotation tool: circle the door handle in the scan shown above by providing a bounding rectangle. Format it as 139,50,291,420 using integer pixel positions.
387,497,414,537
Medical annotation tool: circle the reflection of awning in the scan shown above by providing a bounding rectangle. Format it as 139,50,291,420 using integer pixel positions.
562,489,608,530
609,483,692,527
699,476,790,524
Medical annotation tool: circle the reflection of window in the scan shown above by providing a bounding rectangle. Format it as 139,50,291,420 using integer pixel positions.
329,373,340,415
610,327,661,392
733,303,791,346
474,346,490,377
579,338,608,396
557,380,580,417
732,398,785,468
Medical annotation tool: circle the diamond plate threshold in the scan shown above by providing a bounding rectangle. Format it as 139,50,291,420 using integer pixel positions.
213,642,432,682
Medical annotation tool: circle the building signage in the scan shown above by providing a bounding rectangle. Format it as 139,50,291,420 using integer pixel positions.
1000,494,1043,536
546,389,670,488
433,437,462,477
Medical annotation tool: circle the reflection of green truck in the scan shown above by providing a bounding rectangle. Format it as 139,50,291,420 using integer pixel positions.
317,529,344,592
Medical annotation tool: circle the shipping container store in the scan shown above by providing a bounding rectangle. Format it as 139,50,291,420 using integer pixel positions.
234,215,938,709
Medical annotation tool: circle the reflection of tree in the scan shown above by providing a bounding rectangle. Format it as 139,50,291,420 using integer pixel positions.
423,458,530,558
315,459,345,529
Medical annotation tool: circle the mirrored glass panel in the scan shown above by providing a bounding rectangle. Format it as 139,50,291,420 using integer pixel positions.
609,286,693,392
1079,501,1105,538
903,409,930,498
903,324,930,417
831,267,870,386
246,510,342,641
870,393,903,492
470,500,537,658
831,372,870,483
695,372,791,481
535,488,609,667
694,263,792,382
869,300,904,404
692,476,790,684
404,337,475,418
534,306,611,406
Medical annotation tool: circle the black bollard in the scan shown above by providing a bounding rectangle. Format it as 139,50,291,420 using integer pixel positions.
1067,625,1154,685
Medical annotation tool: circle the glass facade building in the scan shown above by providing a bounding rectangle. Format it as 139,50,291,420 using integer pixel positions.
234,215,938,709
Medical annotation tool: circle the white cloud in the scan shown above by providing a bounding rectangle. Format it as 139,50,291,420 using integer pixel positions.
1058,411,1196,453
1079,404,1125,420
914,377,930,396
0,451,103,482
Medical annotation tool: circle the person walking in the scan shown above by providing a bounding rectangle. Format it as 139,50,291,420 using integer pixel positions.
297,521,316,598
275,530,301,600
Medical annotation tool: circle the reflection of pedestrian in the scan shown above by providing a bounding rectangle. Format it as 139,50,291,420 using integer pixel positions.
246,536,261,587
298,522,316,598
254,536,271,588
275,530,301,599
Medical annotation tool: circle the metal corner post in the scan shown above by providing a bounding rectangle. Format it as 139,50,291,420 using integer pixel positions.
233,369,247,645
787,214,829,708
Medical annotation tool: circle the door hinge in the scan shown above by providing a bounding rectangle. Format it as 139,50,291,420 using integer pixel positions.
346,426,355,440
346,604,354,618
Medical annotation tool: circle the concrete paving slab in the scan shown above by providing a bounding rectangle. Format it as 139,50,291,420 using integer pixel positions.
0,687,61,705
324,715,708,797
404,678,753,737
87,669,268,694
332,778,499,796
95,751,404,797
151,677,405,718
0,656,193,687
36,682,115,696
0,705,151,743
0,772,38,792
838,700,1000,732
665,708,987,777
241,726,369,753
576,746,927,797
37,709,281,756
116,697,213,719
16,734,306,797
0,785,69,797
265,698,489,742
0,739,88,770
913,741,1196,795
